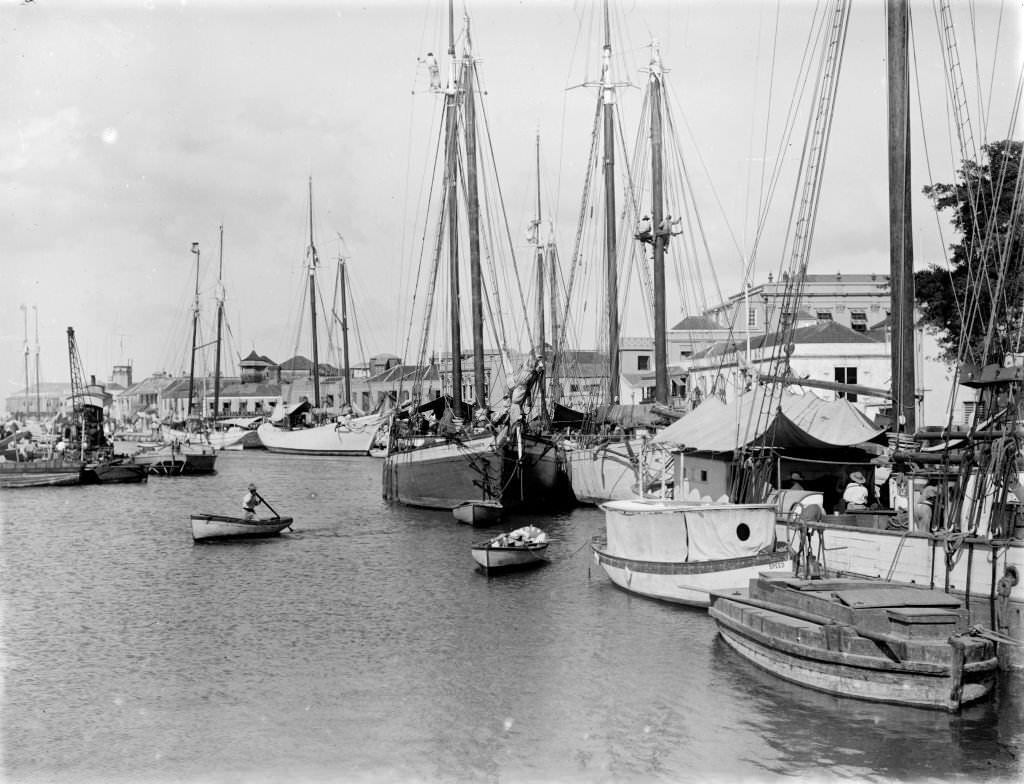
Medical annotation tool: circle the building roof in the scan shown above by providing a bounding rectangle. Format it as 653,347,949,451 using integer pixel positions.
671,315,725,331
240,350,276,365
784,320,882,345
123,374,175,396
366,363,441,385
216,381,282,397
688,320,880,361
278,355,339,375
159,377,281,399
279,355,312,371
7,381,71,398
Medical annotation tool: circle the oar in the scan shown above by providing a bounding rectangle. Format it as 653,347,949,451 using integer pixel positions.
253,491,281,520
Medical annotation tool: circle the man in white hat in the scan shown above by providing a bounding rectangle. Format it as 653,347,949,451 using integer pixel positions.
242,482,263,520
842,471,869,511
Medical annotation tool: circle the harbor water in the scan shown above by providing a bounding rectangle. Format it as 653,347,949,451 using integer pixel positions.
1,452,1022,783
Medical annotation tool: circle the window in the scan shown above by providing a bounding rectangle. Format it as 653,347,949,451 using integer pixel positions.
222,402,231,414
835,366,858,402
254,401,263,413
239,401,248,414
850,311,868,332
816,311,833,321
699,469,708,482
637,355,650,371
747,308,758,328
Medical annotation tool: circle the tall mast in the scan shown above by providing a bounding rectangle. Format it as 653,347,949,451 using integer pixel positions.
534,132,546,364
534,132,550,425
650,41,668,405
308,177,321,409
601,0,620,405
445,0,463,414
547,238,560,407
188,242,200,417
339,255,352,407
32,305,40,419
887,0,915,433
463,15,487,412
20,304,28,420
213,224,225,423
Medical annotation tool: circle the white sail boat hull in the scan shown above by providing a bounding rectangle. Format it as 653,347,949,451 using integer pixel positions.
566,439,672,504
593,499,790,607
162,425,260,451
257,416,383,456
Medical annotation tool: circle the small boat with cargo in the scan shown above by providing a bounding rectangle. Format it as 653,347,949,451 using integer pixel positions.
471,526,549,573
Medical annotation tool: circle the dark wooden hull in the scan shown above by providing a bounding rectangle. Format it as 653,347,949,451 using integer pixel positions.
383,433,500,510
135,449,217,476
709,575,998,711
80,460,148,484
0,460,82,488
383,430,574,511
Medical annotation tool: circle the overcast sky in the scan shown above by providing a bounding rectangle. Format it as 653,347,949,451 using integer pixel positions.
3,0,1021,399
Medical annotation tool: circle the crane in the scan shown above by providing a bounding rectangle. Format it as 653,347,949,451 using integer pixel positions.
66,326,108,460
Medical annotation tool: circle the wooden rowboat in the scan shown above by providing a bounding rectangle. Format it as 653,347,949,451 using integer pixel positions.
452,499,503,526
191,513,293,542
709,574,998,712
471,525,549,573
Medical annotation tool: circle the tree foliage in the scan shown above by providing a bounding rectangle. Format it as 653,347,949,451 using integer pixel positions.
914,139,1024,366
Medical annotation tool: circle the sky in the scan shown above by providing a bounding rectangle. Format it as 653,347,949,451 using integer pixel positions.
3,0,1022,400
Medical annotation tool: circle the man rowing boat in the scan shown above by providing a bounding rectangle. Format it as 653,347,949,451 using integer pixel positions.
242,482,263,520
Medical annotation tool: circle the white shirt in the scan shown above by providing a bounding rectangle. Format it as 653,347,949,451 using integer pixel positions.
843,482,869,507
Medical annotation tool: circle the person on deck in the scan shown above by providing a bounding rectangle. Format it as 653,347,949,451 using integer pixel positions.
788,471,805,491
438,407,458,437
915,485,937,532
871,456,893,508
842,471,869,511
242,483,263,520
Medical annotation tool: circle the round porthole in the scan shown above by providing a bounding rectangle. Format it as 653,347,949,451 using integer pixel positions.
736,522,751,541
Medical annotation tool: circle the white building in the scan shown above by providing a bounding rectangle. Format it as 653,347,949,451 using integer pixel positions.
684,320,891,420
